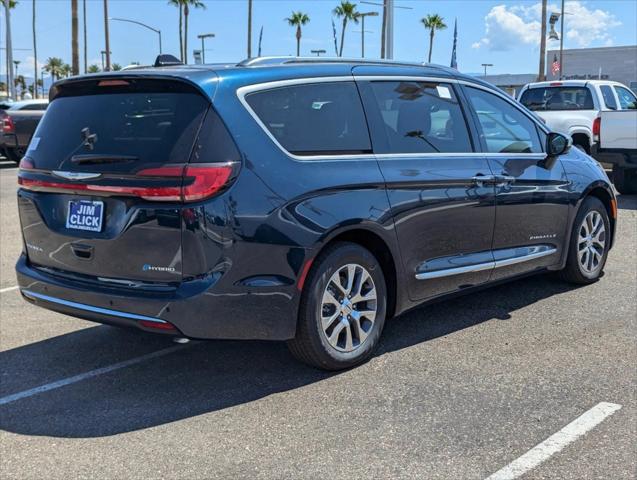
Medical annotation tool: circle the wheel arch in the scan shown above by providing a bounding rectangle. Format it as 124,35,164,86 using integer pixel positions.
580,182,617,248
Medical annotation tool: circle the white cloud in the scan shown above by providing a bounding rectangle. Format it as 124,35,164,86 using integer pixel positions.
15,56,45,78
473,1,621,51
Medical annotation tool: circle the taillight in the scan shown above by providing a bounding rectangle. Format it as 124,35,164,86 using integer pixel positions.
2,115,15,134
17,163,234,203
593,117,601,140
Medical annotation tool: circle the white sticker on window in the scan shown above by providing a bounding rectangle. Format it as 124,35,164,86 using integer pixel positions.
28,137,41,151
436,86,452,99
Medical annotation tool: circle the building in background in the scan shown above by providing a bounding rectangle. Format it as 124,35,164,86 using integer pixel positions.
547,45,637,91
479,73,537,97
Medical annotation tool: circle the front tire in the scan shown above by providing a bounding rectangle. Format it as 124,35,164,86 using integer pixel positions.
560,196,610,284
288,242,387,370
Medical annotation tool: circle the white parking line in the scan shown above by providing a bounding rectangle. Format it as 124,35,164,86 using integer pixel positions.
485,402,622,480
0,286,19,294
0,345,188,406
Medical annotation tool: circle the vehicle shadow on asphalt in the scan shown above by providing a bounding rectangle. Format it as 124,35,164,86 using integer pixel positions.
0,160,17,170
617,194,637,211
0,273,582,438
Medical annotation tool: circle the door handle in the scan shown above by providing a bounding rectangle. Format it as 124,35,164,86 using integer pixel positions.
472,174,497,187
495,174,516,186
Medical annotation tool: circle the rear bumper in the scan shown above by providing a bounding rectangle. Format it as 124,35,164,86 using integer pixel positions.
16,254,299,341
591,144,637,169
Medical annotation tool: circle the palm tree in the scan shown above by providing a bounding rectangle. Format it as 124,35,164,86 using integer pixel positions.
112,63,122,71
183,0,205,63
285,12,310,57
421,14,447,63
71,0,79,75
60,63,72,78
43,57,64,80
87,64,100,73
167,0,184,62
333,1,359,57
2,0,18,98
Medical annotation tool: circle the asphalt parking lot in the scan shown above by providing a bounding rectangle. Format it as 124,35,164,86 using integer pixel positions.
0,160,635,479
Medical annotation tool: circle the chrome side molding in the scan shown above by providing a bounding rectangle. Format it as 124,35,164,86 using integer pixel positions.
415,246,557,280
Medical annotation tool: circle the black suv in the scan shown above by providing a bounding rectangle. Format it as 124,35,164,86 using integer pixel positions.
16,58,616,370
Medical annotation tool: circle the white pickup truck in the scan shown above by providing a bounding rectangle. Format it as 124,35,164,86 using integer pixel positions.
518,80,637,193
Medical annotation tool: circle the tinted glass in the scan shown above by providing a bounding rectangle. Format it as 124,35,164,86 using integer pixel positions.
190,108,241,164
466,87,542,154
614,86,637,110
245,82,371,156
19,103,48,111
519,86,594,111
368,81,472,154
27,91,208,173
600,85,618,110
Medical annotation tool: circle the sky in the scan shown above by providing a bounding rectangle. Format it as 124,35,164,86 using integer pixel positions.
1,0,636,81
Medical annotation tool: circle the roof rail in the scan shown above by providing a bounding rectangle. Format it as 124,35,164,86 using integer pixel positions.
237,56,450,70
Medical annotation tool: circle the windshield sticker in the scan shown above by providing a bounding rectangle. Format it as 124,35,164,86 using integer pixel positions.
28,137,41,151
436,86,452,99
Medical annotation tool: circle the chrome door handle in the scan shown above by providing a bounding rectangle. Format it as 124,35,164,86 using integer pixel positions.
495,175,516,185
472,175,497,186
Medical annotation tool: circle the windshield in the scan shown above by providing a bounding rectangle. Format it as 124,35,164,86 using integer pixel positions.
27,82,208,174
520,86,594,111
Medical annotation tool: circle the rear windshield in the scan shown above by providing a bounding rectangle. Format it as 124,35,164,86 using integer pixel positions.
27,80,209,173
520,86,594,111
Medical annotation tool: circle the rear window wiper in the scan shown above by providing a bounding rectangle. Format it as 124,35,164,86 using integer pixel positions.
70,154,139,165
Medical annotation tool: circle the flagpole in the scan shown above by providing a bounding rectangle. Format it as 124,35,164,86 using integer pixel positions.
558,0,564,80
450,18,458,69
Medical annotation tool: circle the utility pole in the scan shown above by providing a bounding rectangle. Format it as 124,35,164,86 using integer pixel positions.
558,0,565,80
83,0,88,73
4,0,15,99
103,0,111,71
33,0,38,98
386,0,394,59
247,0,252,58
538,0,547,81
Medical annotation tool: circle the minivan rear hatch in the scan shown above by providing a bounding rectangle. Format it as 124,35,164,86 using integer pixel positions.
17,76,213,285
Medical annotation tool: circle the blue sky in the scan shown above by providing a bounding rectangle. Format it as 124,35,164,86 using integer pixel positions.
2,0,636,79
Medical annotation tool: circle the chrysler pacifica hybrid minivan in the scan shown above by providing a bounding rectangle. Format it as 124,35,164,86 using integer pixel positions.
16,57,616,370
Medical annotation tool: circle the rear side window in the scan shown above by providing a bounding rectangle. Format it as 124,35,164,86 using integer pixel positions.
466,87,542,154
520,86,594,111
245,82,371,156
367,81,472,154
614,86,637,110
20,103,48,111
600,86,618,110
27,80,209,173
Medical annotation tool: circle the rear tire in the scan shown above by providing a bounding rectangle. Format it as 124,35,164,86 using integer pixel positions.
613,165,637,195
560,196,610,284
287,242,387,370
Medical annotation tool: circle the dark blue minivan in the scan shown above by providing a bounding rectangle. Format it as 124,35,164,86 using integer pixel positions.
16,58,616,369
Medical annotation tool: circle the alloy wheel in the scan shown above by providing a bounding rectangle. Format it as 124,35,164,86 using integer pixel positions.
577,211,606,274
320,263,378,353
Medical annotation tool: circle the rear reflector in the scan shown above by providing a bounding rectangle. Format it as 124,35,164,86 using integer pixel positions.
139,320,178,331
18,164,234,202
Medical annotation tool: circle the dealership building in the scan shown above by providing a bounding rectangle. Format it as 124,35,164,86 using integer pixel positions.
480,45,637,97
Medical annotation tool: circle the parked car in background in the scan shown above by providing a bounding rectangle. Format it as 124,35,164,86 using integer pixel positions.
0,99,49,163
518,80,637,194
16,59,616,370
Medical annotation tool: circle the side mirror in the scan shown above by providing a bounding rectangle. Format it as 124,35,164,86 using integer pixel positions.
546,132,571,157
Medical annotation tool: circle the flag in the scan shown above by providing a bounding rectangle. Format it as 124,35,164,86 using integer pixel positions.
551,54,560,76
258,26,263,57
332,19,339,56
450,19,458,70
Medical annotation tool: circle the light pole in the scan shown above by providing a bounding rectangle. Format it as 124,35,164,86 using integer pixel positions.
311,49,326,57
358,11,378,58
558,0,565,80
100,50,111,71
481,63,493,77
4,0,16,99
110,17,162,55
197,33,215,63
103,0,111,71
361,0,411,59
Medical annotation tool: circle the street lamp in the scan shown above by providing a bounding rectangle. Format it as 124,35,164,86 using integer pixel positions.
197,33,215,63
311,49,327,57
481,63,494,77
361,0,411,59
358,11,379,58
110,17,162,55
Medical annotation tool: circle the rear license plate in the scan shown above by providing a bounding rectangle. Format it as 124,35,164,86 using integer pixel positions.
66,200,104,232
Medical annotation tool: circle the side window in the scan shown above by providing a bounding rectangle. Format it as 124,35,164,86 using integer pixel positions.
368,81,472,154
245,82,371,156
600,86,618,110
465,86,542,154
614,86,637,110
